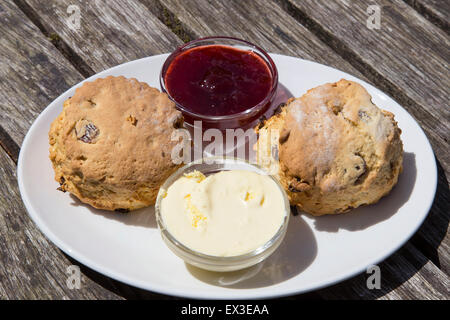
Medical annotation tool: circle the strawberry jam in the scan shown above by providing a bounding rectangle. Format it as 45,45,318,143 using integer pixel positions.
163,45,275,121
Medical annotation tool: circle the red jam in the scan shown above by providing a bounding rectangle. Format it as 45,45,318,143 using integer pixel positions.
164,45,273,117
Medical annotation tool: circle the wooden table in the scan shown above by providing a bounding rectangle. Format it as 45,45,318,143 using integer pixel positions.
0,0,448,300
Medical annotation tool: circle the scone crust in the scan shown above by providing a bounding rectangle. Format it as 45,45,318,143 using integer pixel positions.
49,76,183,211
256,79,403,216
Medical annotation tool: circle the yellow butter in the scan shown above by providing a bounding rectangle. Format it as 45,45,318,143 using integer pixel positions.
160,170,285,257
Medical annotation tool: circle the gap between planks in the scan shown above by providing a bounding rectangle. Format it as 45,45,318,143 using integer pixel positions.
0,126,20,164
0,0,96,162
12,0,95,78
0,0,446,300
5,0,449,206
3,0,448,167
272,0,448,150
0,0,188,163
153,0,449,279
271,0,449,277
139,0,195,43
403,0,450,35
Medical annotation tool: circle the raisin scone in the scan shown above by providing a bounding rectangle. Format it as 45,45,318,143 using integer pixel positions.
256,79,403,216
49,76,184,212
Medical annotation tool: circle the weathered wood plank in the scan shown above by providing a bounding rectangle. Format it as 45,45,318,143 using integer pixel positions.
0,147,122,299
144,0,365,78
277,0,450,279
1,0,448,296
280,0,449,173
0,0,178,300
20,0,183,73
0,0,120,300
153,0,449,184
0,0,182,147
0,0,126,293
147,0,450,298
0,0,84,147
0,0,183,149
318,242,449,300
404,0,450,33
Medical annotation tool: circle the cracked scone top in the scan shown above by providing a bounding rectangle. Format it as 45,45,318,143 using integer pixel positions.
256,79,403,215
49,76,184,211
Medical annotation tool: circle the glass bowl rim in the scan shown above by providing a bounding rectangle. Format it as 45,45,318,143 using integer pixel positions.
159,36,279,122
154,156,290,264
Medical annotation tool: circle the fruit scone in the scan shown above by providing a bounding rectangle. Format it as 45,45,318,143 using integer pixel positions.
49,76,184,212
256,79,403,216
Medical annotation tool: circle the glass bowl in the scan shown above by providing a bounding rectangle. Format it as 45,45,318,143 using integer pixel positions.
154,157,290,272
159,36,279,130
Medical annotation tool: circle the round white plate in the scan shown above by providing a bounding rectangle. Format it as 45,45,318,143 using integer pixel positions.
17,54,437,299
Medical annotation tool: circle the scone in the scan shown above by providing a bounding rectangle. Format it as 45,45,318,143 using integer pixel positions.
49,76,184,211
256,79,403,216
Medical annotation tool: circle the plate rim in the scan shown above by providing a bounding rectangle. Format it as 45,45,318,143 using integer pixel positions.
17,53,438,299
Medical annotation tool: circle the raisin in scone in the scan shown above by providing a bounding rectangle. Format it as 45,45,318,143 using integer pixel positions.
256,79,403,216
49,76,184,211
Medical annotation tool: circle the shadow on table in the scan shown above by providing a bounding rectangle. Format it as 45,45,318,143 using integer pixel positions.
411,157,450,271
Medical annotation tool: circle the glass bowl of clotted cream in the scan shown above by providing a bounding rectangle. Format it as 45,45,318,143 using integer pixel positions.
155,157,290,272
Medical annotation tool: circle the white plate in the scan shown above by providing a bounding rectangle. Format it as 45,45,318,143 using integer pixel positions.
17,54,437,299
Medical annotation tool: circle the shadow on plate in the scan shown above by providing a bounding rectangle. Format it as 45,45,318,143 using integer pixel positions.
69,194,157,228
310,152,417,232
186,214,317,289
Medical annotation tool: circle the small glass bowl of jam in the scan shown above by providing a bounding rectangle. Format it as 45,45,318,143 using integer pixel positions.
160,37,278,130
